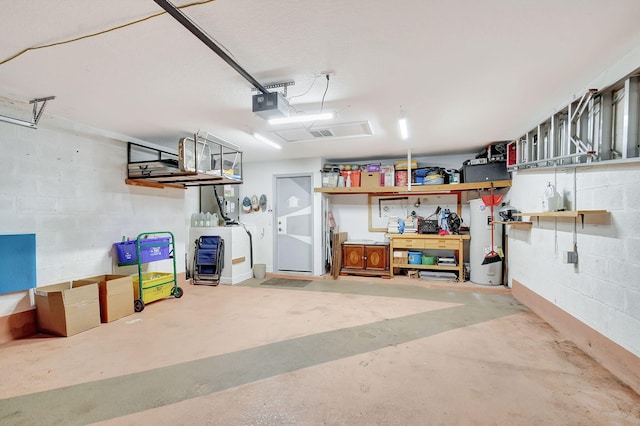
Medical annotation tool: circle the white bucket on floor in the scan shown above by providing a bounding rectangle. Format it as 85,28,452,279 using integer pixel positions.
253,263,266,279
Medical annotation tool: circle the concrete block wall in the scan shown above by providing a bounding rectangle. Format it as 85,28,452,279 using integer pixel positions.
506,163,640,357
0,108,187,320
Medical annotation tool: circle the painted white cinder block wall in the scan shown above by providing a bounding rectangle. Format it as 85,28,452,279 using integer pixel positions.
0,108,188,317
507,163,640,357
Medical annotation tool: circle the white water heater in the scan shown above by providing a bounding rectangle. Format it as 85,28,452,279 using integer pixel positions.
469,198,503,285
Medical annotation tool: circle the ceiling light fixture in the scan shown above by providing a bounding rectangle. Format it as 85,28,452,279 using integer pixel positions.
252,132,282,149
268,112,335,125
398,110,409,140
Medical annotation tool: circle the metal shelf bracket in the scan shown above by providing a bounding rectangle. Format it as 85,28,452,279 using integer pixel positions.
0,96,56,129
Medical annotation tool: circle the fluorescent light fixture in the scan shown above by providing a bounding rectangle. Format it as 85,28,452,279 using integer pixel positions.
253,132,282,149
399,116,409,140
268,112,335,125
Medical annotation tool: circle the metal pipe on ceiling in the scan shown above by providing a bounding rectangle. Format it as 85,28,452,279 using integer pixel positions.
152,0,270,95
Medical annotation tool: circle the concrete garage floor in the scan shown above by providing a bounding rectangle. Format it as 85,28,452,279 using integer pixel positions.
1,277,639,425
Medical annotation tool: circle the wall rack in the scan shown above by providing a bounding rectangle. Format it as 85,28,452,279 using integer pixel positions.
125,132,243,189
494,221,533,226
508,69,640,170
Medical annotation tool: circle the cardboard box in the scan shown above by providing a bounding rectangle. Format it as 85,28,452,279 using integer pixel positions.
34,282,100,336
393,250,408,265
361,172,381,188
74,275,134,323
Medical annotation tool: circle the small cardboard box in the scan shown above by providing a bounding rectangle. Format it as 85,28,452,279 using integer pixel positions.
361,172,381,188
393,250,408,265
34,282,100,337
74,275,134,323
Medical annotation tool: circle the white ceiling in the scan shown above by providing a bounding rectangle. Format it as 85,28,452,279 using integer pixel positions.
2,0,640,163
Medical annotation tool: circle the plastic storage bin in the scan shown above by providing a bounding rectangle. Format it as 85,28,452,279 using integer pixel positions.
132,272,175,304
422,256,435,265
408,251,422,264
115,238,170,264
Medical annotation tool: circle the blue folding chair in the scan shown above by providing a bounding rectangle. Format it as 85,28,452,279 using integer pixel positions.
192,235,224,286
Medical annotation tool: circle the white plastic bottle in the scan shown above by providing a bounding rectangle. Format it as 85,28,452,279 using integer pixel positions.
204,212,211,227
191,213,198,227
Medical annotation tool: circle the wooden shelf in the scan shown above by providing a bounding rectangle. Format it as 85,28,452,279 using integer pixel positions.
513,210,608,228
494,221,533,226
314,179,512,194
514,210,607,218
125,179,187,190
392,263,459,271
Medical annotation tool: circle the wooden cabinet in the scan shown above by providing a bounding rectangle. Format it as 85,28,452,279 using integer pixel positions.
341,242,390,278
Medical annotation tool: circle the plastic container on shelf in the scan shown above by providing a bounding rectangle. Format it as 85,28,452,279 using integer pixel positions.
408,251,422,264
421,256,435,265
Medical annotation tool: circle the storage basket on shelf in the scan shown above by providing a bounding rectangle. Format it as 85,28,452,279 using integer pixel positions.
408,251,422,265
421,256,435,265
419,219,439,234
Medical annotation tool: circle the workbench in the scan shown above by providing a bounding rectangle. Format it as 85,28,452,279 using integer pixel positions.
389,234,470,280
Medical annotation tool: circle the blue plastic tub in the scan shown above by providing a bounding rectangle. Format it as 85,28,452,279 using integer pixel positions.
408,251,422,264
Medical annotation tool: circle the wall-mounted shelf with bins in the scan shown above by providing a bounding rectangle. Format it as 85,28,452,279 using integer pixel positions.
314,180,511,194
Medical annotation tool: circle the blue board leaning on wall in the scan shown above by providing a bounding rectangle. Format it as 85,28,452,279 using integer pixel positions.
0,234,36,294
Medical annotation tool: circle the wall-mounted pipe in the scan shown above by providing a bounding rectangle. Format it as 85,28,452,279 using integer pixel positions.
152,0,270,95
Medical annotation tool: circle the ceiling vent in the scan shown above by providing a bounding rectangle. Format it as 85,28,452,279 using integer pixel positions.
272,121,374,143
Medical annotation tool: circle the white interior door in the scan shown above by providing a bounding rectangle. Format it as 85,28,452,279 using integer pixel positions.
274,174,313,273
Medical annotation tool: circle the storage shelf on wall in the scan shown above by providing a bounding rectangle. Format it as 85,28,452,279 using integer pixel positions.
513,210,608,227
514,210,607,218
314,179,511,194
125,132,243,189
494,221,533,226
